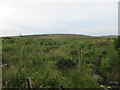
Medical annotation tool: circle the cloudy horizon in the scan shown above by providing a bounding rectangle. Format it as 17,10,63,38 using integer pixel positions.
0,1,118,37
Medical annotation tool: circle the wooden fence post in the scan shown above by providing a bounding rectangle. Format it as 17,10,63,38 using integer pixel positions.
78,49,82,74
80,49,82,72
78,49,80,74
27,77,32,89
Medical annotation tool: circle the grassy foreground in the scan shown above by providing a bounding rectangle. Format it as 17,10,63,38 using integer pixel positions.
2,34,119,88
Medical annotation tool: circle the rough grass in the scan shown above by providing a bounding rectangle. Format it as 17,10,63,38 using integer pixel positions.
2,34,118,88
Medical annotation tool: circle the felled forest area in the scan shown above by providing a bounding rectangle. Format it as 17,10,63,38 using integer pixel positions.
2,34,119,89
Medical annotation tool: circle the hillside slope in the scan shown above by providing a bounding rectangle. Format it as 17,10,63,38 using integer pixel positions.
2,34,119,88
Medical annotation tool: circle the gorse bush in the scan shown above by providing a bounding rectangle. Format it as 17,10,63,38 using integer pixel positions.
56,57,76,70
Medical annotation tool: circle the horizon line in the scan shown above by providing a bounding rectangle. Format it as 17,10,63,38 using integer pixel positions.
0,33,118,37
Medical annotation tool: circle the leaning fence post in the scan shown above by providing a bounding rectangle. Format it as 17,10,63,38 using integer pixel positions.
27,77,32,89
60,85,64,90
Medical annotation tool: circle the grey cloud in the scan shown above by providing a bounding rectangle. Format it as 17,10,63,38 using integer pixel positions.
0,2,118,36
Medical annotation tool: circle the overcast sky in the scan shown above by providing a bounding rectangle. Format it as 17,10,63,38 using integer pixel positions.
0,0,118,36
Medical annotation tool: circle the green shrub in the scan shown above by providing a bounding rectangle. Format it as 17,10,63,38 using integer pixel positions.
4,72,27,88
114,36,120,50
56,57,76,70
